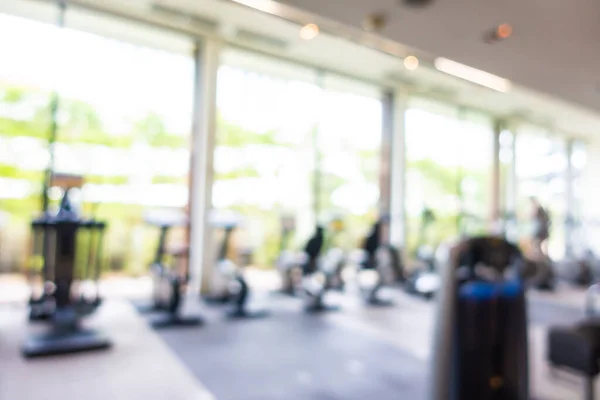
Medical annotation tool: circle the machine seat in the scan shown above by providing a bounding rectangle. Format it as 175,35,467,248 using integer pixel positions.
548,319,600,377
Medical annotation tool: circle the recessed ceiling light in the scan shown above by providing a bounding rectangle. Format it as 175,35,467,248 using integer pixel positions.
496,23,513,39
404,55,419,71
299,23,319,41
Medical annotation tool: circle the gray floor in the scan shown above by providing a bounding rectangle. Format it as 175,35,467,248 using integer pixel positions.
156,304,427,400
149,290,586,400
527,296,584,326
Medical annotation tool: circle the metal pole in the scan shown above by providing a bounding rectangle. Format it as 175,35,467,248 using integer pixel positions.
584,376,595,400
313,70,325,222
456,107,466,235
565,139,575,257
41,1,67,213
389,92,407,249
491,120,502,226
379,90,394,243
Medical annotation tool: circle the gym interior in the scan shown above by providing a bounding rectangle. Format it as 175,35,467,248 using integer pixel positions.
1,1,599,399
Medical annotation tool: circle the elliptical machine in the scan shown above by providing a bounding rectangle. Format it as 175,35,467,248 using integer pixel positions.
301,225,340,312
275,215,299,296
555,216,596,286
142,209,203,328
405,207,440,299
211,213,269,319
24,183,111,357
356,219,404,306
429,236,529,400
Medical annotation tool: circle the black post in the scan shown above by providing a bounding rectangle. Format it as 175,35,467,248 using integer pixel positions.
313,70,324,221
41,1,67,213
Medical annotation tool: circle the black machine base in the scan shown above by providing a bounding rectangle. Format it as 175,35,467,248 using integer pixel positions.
366,296,395,307
226,308,270,320
203,294,234,305
150,314,204,329
304,302,341,313
29,309,53,322
276,287,297,297
135,303,164,314
22,329,111,358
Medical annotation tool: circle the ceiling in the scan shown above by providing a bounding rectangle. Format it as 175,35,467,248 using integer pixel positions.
274,0,600,124
2,0,600,137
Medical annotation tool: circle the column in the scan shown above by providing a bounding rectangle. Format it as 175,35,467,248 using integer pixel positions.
579,139,600,254
490,120,501,224
501,120,518,241
565,139,575,256
379,90,393,241
188,39,220,295
388,91,408,248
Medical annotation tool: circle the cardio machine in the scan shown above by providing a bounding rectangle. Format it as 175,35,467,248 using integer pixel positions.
300,225,341,312
24,185,111,357
142,210,203,328
356,219,404,306
404,208,441,299
275,215,299,296
554,216,597,286
429,236,529,400
210,213,269,319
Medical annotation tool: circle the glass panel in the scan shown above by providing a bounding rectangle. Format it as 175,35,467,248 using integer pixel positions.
214,48,319,267
0,11,194,274
405,104,493,257
317,74,382,250
515,128,567,259
0,13,55,273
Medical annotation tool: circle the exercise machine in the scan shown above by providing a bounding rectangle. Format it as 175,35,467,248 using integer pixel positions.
300,225,340,313
521,254,556,291
275,214,299,295
322,217,347,292
211,212,269,319
555,216,597,286
23,185,111,357
356,219,404,306
429,236,529,400
547,283,600,400
404,208,440,299
143,209,203,328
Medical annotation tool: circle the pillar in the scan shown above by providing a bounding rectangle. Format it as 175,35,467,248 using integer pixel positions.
490,120,501,223
565,139,575,256
188,39,220,295
387,91,408,248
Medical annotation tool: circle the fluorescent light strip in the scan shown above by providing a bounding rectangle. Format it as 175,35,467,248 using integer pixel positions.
229,0,283,15
434,57,512,93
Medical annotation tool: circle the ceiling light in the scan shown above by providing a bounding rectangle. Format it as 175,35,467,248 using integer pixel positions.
229,0,283,15
299,23,319,40
434,57,511,93
404,55,419,71
496,23,513,39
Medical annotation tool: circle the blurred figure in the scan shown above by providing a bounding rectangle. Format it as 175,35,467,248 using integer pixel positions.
530,197,551,258
303,225,324,274
362,220,381,269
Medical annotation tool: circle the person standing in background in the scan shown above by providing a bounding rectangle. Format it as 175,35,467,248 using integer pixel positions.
530,197,551,258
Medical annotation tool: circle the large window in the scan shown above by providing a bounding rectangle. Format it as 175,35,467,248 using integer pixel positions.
317,75,382,250
515,127,568,259
405,100,493,255
0,11,194,274
214,50,319,267
214,51,383,266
